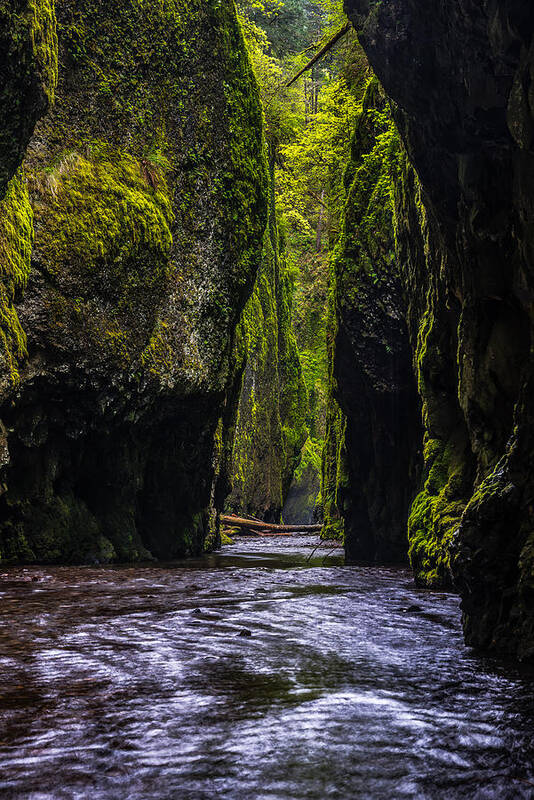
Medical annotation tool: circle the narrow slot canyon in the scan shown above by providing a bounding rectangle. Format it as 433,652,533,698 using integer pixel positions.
0,1,534,797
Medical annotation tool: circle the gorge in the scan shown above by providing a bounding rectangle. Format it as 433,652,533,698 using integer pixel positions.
1,1,534,793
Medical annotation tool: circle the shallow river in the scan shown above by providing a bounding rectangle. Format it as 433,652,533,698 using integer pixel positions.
1,536,533,799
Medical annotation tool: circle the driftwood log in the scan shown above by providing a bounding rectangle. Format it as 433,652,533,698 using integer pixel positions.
220,514,322,536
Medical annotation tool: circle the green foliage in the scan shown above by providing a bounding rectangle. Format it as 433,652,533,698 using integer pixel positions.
233,0,359,522
277,75,358,251
240,0,346,57
290,252,328,439
228,194,308,520
240,0,315,57
320,72,401,545
239,8,302,148
321,397,347,540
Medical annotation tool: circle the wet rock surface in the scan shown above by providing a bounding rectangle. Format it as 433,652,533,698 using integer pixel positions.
326,77,421,563
0,0,267,564
343,0,534,658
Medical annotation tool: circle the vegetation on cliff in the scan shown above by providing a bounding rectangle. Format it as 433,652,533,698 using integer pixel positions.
226,171,307,521
0,0,58,194
228,0,359,524
0,0,268,565
2,0,533,665
0,173,34,389
321,72,421,559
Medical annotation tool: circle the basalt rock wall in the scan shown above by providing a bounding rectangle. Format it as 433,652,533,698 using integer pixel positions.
344,0,534,659
324,77,421,561
0,0,267,564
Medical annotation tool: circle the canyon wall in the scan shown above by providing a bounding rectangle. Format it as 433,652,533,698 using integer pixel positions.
323,77,421,561
227,167,308,523
0,0,267,563
341,0,534,658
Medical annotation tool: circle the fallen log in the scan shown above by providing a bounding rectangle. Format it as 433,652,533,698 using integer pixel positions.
286,22,351,88
220,514,322,534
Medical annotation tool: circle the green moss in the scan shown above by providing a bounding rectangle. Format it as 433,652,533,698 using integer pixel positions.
0,0,58,101
228,224,286,518
321,399,348,541
0,172,33,387
0,495,117,565
0,0,269,566
395,163,471,587
28,0,58,103
321,77,400,546
34,143,172,296
141,321,175,377
278,256,309,494
0,0,58,192
228,177,307,520
407,435,467,587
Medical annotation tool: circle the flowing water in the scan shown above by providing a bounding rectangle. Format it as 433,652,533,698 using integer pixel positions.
1,536,533,800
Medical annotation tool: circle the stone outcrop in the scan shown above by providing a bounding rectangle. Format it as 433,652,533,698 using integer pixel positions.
322,76,421,561
343,0,534,659
0,0,267,563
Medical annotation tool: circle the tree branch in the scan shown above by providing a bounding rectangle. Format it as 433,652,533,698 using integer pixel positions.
307,189,329,211
286,22,352,88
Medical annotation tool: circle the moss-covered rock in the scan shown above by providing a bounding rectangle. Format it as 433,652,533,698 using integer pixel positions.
227,166,307,522
344,0,534,658
282,249,330,525
321,396,348,542
0,0,57,195
392,159,475,587
0,0,268,564
0,173,34,390
283,436,323,524
322,76,421,561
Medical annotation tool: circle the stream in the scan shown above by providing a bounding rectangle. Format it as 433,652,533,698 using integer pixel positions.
0,535,533,799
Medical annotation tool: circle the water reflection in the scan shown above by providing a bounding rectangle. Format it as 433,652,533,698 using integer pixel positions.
0,536,533,799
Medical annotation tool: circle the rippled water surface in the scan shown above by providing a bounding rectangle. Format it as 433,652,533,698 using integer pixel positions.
1,536,534,799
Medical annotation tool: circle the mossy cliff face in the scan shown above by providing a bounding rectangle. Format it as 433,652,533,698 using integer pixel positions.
0,0,267,563
0,0,58,195
345,0,534,658
323,77,421,561
394,161,474,589
228,168,307,522
0,0,58,408
283,250,329,527
321,393,348,542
